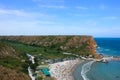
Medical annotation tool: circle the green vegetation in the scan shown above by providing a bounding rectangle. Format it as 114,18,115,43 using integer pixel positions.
0,39,79,73
0,40,76,72
0,37,94,60
4,40,42,55
0,36,96,57
1,40,76,59
37,77,43,80
0,36,96,77
0,42,6,49
0,36,96,80
0,57,29,73
0,58,21,68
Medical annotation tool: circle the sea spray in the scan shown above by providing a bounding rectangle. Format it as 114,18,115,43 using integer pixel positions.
81,61,94,80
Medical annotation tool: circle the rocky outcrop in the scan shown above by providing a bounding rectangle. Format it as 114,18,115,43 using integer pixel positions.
0,66,31,80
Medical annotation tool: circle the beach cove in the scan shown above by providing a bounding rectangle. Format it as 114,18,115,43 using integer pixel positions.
49,58,84,80
73,38,120,80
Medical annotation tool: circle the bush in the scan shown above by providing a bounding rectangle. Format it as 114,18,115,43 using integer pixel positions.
37,76,43,80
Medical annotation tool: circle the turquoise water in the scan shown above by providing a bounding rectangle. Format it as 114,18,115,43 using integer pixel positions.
74,38,120,80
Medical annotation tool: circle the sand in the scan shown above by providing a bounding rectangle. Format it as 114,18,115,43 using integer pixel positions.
49,58,84,80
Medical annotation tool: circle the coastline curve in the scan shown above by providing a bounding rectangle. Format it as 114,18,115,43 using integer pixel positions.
81,61,94,80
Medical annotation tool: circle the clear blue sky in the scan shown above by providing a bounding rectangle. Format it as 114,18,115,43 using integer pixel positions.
0,0,120,37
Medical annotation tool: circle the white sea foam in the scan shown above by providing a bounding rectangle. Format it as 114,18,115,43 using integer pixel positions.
81,61,94,80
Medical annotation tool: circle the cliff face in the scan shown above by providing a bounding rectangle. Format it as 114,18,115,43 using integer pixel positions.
0,36,97,56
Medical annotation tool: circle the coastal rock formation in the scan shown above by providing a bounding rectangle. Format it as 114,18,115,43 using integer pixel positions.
0,36,97,56
0,66,31,80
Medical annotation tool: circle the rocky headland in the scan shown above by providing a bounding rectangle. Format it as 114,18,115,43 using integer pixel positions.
0,35,98,80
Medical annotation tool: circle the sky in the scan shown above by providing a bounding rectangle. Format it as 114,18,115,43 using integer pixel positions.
0,0,120,37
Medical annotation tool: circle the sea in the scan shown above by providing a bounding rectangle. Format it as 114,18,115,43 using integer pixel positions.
73,38,120,80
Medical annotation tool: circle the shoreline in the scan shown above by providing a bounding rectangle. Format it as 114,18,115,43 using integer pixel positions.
49,59,84,80
71,59,84,80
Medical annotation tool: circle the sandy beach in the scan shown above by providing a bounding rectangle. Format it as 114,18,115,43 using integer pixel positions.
49,58,83,80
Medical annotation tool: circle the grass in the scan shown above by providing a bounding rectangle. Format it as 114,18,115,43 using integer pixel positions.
1,39,92,60
0,37,94,78
0,58,21,68
0,57,29,73
0,38,93,76
1,40,72,59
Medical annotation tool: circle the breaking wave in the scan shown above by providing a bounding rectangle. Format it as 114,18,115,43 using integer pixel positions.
81,61,94,80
